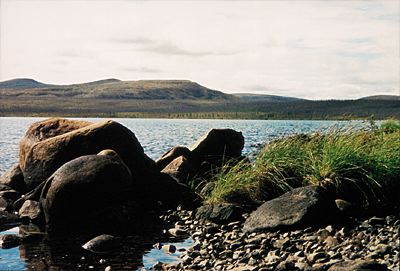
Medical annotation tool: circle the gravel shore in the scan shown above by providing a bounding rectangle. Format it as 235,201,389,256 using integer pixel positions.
150,209,400,271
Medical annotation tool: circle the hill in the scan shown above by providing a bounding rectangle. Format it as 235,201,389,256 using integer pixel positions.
0,79,233,100
233,93,303,102
358,95,399,101
0,78,399,120
0,78,51,89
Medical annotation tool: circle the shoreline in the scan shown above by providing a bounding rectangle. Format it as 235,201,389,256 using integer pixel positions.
152,208,400,271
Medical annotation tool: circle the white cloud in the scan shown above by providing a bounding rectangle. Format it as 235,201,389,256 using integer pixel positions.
0,0,398,99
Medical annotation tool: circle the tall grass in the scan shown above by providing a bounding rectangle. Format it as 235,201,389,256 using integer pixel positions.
205,122,400,208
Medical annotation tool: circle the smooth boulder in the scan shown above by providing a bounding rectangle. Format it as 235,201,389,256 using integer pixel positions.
19,118,92,172
243,186,340,233
40,153,133,234
22,120,157,190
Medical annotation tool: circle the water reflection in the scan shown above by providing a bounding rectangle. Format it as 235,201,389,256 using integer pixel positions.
0,222,192,271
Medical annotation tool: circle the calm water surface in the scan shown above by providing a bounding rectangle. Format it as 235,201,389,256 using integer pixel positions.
0,117,365,270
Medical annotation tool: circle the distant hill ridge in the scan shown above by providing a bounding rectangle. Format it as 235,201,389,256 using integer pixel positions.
0,78,233,100
0,78,398,101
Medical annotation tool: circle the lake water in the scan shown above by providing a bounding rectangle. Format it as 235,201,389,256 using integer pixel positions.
0,117,367,270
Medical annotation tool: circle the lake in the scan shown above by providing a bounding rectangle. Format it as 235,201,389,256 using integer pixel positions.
0,117,366,270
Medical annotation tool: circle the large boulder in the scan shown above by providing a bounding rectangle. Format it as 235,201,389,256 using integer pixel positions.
243,186,340,233
19,118,92,172
40,153,133,234
21,119,157,190
0,163,27,193
156,146,191,171
190,129,244,164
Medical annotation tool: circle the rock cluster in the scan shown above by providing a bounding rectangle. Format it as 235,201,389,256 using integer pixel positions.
0,118,243,235
153,209,399,271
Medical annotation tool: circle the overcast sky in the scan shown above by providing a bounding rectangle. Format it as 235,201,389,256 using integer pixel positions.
0,0,399,99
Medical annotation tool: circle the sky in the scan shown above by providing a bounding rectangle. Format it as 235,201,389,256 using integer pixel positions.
0,0,399,99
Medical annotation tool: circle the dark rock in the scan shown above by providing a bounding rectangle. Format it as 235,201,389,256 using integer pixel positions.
0,184,13,192
156,146,192,171
162,244,176,254
161,156,195,184
368,217,385,226
82,234,120,253
307,252,327,263
18,200,43,224
0,190,21,201
327,259,389,271
0,164,27,193
40,153,133,234
21,119,157,190
195,203,244,224
0,210,20,231
243,186,341,233
154,173,201,210
0,234,23,249
0,197,14,212
190,129,244,164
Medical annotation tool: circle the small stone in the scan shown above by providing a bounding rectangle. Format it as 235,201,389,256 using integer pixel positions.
324,236,339,248
307,252,327,263
369,217,385,226
99,259,106,264
162,244,176,254
168,228,188,237
0,234,23,249
105,266,112,271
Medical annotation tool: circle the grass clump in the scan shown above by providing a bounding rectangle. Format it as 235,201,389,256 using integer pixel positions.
205,125,400,209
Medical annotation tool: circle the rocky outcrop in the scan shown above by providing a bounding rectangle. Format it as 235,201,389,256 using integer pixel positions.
40,153,133,234
0,163,26,193
19,118,92,172
21,119,157,190
243,186,341,233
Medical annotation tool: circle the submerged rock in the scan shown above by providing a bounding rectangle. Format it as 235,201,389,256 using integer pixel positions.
243,186,340,233
82,234,120,253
